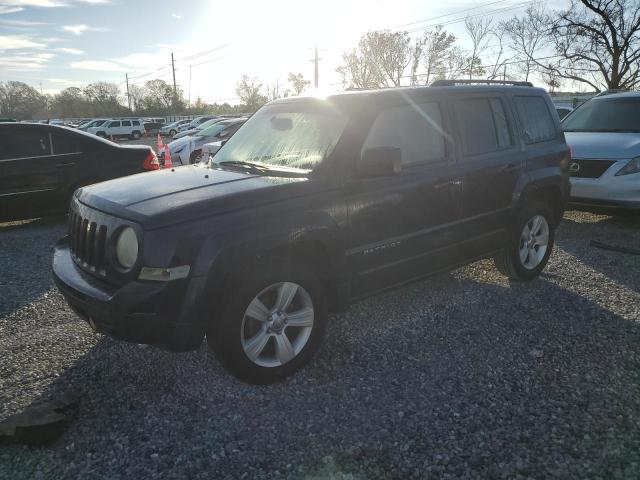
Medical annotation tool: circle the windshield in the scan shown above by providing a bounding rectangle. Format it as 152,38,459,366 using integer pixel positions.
213,103,347,171
563,97,640,132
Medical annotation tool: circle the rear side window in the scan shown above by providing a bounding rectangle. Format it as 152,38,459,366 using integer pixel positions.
514,96,556,143
0,128,51,160
454,98,512,156
52,132,83,154
363,102,446,166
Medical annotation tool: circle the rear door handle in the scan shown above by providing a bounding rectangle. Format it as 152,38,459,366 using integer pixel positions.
501,163,519,172
56,162,76,168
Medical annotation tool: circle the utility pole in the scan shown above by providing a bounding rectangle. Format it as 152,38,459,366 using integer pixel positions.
503,65,507,82
313,45,319,88
125,73,131,111
188,64,192,108
171,52,177,103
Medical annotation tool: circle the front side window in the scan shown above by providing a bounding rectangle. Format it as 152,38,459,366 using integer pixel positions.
0,128,51,160
562,97,640,132
213,103,347,172
513,96,557,143
362,102,446,166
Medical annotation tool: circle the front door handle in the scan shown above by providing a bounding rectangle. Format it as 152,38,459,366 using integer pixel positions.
56,162,76,168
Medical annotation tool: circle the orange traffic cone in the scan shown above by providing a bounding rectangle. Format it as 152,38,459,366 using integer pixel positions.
156,133,163,152
163,145,172,169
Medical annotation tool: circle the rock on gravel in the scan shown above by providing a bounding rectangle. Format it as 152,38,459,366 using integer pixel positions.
1,210,639,479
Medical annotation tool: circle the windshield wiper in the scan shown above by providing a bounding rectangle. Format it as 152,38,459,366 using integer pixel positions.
216,160,309,177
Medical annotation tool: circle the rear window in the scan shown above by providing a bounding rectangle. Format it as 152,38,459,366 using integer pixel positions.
513,96,557,143
454,97,512,156
562,97,640,132
52,131,83,154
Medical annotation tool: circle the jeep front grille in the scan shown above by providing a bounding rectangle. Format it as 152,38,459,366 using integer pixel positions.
570,159,616,178
69,211,107,275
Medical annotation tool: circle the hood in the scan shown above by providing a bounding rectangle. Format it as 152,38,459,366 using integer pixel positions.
565,132,640,159
76,165,308,229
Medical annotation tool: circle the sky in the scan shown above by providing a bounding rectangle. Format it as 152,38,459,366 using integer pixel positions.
0,0,570,104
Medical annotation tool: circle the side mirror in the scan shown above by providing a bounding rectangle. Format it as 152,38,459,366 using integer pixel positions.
356,147,402,178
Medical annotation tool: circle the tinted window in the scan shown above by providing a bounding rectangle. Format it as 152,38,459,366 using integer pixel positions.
490,98,512,148
363,102,446,166
454,98,500,155
514,96,556,143
0,127,51,160
52,131,83,154
122,120,131,127
132,120,140,126
108,121,120,128
562,97,640,132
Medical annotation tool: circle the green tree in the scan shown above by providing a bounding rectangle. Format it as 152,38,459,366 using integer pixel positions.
287,72,310,96
235,75,268,111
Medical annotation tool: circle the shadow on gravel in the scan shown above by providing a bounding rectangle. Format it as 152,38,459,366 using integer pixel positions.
3,272,640,479
0,216,66,318
557,212,640,293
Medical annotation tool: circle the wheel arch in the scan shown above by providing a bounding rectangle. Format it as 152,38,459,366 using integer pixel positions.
516,180,566,227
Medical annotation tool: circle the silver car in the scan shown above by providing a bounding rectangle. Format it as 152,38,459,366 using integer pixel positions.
563,91,640,210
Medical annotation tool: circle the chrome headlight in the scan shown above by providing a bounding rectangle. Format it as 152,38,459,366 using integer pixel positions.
616,156,640,176
115,227,138,269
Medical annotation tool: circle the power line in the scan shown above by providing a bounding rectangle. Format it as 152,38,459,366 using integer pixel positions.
391,0,512,30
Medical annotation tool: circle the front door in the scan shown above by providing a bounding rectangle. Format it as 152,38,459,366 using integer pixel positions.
346,100,462,296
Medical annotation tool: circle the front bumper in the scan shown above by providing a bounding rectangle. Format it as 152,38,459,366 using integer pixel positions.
569,161,640,208
52,237,208,352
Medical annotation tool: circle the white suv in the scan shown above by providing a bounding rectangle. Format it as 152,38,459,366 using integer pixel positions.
87,119,145,139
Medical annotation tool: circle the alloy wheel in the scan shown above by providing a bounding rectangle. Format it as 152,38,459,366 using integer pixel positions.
240,282,314,368
518,214,549,269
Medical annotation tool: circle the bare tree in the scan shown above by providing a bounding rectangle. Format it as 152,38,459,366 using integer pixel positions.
535,0,640,91
337,30,411,88
436,46,470,81
465,16,492,79
485,28,511,80
502,5,550,82
420,25,457,85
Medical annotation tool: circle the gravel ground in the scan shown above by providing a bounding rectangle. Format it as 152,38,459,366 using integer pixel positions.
1,210,639,479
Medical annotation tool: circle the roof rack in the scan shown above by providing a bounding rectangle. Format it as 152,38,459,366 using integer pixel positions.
431,79,534,87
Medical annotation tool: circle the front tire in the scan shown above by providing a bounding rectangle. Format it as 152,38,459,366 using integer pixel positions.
208,262,327,384
494,200,555,281
131,130,142,139
169,129,177,137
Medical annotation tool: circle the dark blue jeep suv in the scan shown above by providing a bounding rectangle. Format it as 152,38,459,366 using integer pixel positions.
53,81,570,383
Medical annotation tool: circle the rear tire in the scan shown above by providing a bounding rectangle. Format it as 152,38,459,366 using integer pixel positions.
207,262,327,384
169,129,177,137
494,200,555,281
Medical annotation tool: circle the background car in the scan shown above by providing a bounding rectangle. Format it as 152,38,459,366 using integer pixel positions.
177,115,217,132
555,106,573,119
159,119,191,137
172,117,225,140
78,118,108,131
0,122,159,222
143,117,166,134
87,118,145,139
164,118,246,165
562,90,640,210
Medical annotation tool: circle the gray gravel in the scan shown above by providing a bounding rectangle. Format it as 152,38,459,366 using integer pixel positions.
1,210,639,479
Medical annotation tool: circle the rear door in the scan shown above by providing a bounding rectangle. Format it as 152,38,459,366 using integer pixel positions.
0,125,61,220
347,99,462,296
450,95,521,255
121,120,132,136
